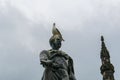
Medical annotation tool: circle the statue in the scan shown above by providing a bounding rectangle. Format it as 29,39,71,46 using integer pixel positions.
39,23,76,80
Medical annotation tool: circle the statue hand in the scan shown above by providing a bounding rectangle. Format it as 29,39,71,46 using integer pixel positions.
52,63,60,69
41,60,53,66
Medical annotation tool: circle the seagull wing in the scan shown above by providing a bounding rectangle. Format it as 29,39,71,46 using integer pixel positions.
52,23,64,41
56,28,64,41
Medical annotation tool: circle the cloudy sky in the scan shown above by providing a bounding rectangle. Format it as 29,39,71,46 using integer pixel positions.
0,0,120,80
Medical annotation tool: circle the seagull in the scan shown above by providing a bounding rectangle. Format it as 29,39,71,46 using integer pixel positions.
52,23,64,41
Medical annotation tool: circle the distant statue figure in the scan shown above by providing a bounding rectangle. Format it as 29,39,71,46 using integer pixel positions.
100,60,115,80
100,36,115,80
39,23,76,80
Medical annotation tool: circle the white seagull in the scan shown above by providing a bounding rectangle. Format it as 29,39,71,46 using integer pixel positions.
52,23,64,41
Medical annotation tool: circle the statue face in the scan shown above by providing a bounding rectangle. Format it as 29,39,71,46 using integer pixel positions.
49,35,62,50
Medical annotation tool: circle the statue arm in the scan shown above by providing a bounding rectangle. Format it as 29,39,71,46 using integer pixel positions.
39,50,52,67
68,57,76,80
40,50,61,69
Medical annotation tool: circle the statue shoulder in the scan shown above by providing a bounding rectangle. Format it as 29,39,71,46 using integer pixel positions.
59,50,67,55
59,50,72,59
40,50,49,55
39,50,50,58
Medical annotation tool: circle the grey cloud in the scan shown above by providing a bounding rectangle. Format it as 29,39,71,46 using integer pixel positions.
0,4,46,80
0,0,120,80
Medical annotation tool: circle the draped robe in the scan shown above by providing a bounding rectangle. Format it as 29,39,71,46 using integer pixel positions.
40,49,76,80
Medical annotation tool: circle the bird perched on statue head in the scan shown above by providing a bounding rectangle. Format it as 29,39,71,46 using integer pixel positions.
52,23,64,41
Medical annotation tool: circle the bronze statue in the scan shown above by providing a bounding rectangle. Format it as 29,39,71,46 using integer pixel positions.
39,23,76,80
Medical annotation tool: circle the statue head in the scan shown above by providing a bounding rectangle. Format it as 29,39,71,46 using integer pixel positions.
49,35,62,50
49,23,64,50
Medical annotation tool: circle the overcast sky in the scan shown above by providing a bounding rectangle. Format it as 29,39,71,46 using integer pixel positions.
0,0,120,80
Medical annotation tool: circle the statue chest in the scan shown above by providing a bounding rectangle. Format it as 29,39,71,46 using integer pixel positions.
48,51,69,69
